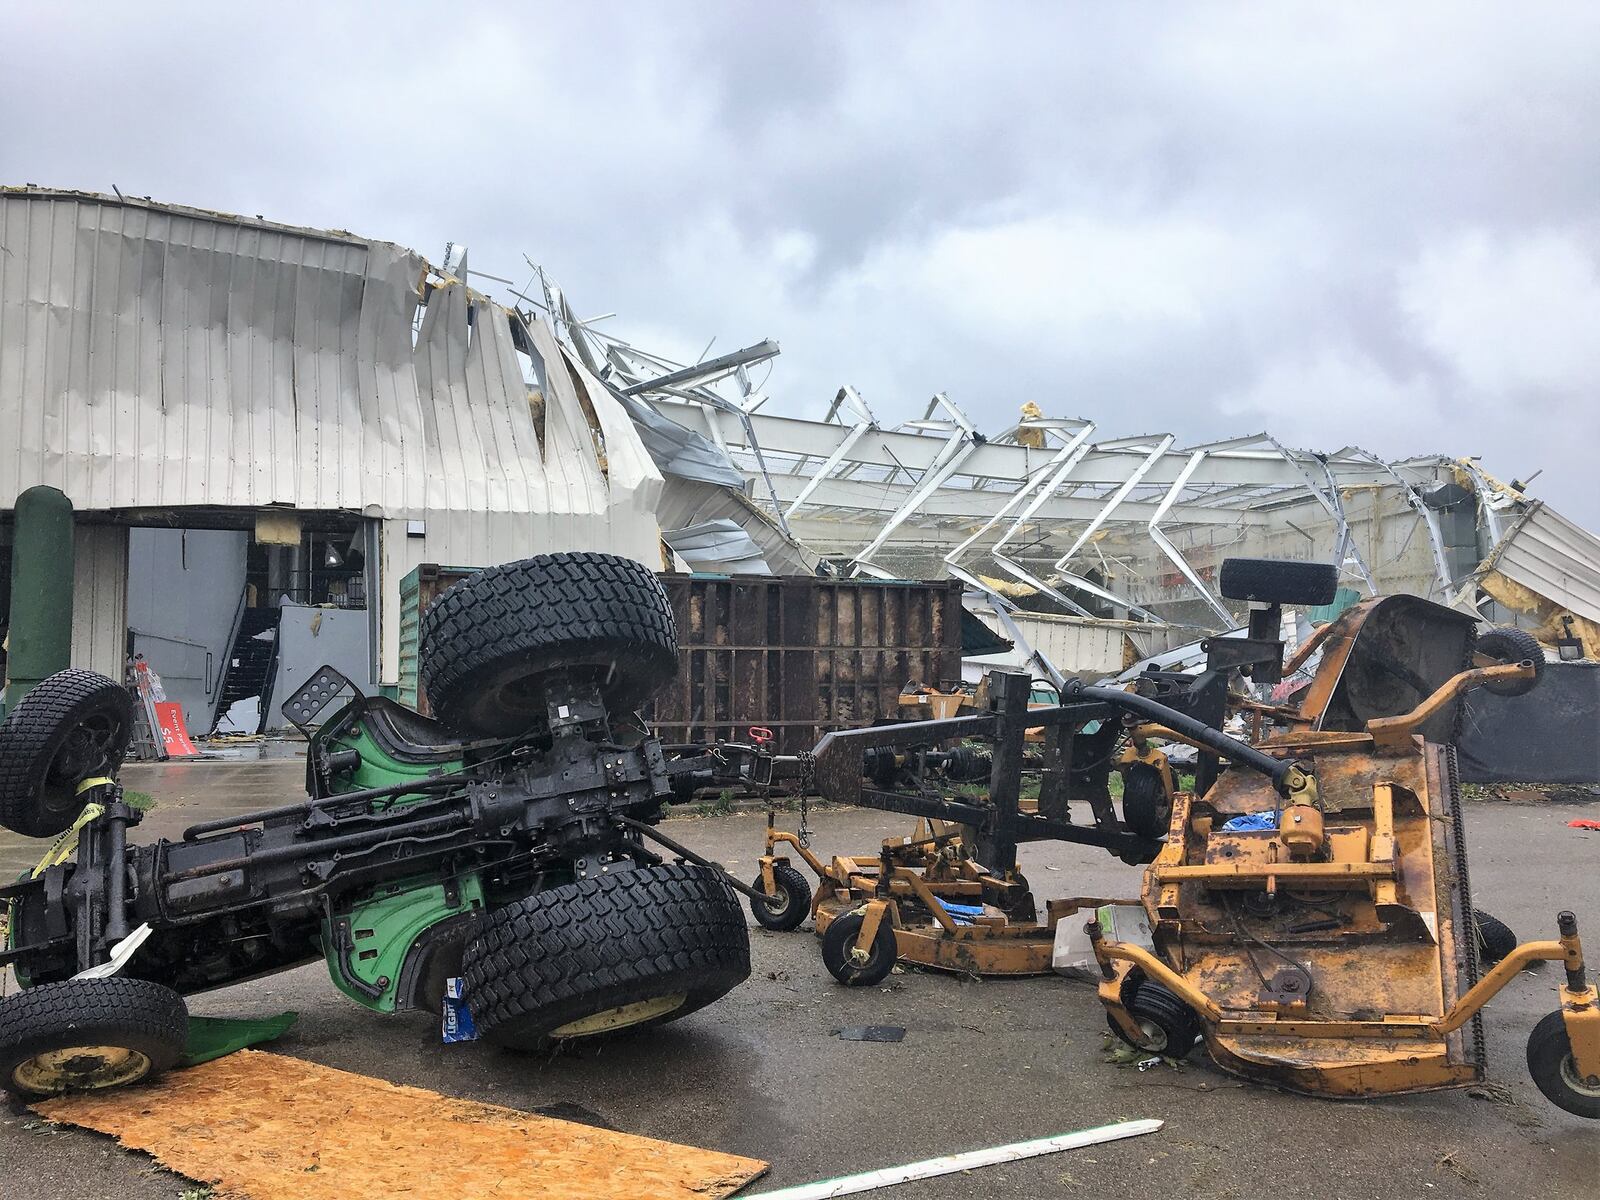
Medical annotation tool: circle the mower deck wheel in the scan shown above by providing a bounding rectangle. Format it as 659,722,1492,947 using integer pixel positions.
1120,764,1172,843
1474,626,1545,697
1106,979,1202,1058
821,910,897,987
749,862,812,932
1473,909,1517,966
1526,1010,1600,1119
0,977,187,1099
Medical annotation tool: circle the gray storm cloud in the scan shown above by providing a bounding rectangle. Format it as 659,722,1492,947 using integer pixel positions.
4,1,1596,520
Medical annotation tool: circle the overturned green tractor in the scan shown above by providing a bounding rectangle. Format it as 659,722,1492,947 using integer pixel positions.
0,553,769,1098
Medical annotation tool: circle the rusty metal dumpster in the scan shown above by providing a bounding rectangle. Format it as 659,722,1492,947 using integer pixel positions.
396,565,962,753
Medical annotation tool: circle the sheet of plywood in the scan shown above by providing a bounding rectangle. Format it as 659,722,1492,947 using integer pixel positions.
34,1050,765,1200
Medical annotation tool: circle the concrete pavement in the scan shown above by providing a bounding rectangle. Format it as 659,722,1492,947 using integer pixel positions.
2,756,1596,1198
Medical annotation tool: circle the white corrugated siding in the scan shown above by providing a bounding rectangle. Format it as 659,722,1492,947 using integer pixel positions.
1487,502,1600,624
70,525,128,679
0,190,661,684
1008,612,1137,677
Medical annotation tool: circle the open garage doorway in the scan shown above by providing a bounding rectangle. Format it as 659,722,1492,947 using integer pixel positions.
115,514,375,740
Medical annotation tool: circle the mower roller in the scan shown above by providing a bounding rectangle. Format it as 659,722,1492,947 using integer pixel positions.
0,552,775,1099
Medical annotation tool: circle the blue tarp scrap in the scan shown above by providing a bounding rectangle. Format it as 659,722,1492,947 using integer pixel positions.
932,899,986,925
1219,812,1278,832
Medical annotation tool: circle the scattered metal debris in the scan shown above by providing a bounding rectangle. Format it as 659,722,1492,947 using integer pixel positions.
831,1026,907,1043
749,1119,1162,1200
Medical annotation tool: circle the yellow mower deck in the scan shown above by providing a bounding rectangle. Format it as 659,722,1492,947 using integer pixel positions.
759,819,1110,978
1091,619,1600,1108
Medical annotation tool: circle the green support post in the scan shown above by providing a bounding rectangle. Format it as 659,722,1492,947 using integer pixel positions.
3,485,75,715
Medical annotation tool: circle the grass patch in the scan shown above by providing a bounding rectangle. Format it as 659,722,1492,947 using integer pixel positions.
123,789,157,812
694,789,737,818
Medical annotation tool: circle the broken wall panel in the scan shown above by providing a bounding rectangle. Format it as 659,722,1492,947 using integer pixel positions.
1477,502,1600,625
636,385,1566,630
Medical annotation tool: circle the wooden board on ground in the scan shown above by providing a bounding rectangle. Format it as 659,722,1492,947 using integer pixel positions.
33,1049,766,1200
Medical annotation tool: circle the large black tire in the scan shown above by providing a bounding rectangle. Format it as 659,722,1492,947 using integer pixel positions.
821,910,898,987
1475,626,1545,697
1121,763,1172,842
749,862,812,932
420,553,678,737
1219,558,1339,607
1106,978,1203,1058
462,862,749,1050
0,669,134,838
0,977,188,1099
1526,1010,1600,1119
1473,909,1517,966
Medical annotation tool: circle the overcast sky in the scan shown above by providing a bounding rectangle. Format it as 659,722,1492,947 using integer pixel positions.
5,3,1597,523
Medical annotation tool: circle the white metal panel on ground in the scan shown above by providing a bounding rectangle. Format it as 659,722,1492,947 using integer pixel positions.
966,610,1161,681
0,189,663,686
1484,502,1600,624
70,525,128,679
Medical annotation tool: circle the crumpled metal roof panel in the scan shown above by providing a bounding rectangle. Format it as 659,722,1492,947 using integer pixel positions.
0,187,659,570
1484,501,1600,625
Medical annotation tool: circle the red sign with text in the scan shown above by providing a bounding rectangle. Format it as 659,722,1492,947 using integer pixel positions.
154,701,200,759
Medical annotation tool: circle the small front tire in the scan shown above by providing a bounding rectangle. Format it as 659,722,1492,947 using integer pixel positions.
0,669,134,838
749,863,812,932
0,977,188,1099
821,910,898,987
1526,1010,1600,1119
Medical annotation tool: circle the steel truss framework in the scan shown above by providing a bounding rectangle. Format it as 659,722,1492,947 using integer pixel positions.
508,268,1492,643
644,391,1462,624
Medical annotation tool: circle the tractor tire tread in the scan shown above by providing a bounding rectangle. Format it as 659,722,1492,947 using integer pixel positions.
462,863,748,1048
419,553,677,736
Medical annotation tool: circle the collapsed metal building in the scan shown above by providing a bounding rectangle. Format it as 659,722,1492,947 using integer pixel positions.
551,285,1600,682
2,186,1596,739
